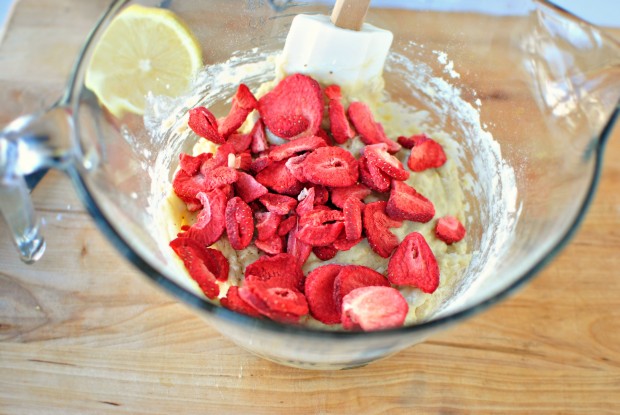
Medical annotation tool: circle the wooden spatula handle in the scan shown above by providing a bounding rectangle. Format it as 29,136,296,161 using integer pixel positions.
331,0,372,31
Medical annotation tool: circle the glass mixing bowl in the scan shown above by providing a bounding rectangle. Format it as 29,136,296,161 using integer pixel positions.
1,0,619,369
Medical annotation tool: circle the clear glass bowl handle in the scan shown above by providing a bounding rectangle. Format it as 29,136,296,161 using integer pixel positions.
0,105,74,263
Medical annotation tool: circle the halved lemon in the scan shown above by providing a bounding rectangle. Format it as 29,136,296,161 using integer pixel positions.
85,4,203,116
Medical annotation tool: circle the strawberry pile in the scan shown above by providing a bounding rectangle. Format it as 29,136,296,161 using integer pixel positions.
169,74,466,331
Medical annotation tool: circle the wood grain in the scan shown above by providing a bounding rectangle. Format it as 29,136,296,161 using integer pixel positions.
1,1,620,414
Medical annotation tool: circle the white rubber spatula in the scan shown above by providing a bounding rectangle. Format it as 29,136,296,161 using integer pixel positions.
278,0,393,89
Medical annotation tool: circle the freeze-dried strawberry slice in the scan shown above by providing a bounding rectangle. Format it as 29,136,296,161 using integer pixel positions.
250,119,269,154
277,215,297,236
330,184,371,209
181,189,227,246
406,134,447,172
218,84,258,138
220,286,262,318
295,187,316,216
297,222,344,247
233,151,252,171
301,147,359,188
299,208,344,227
341,286,408,331
255,235,284,255
255,211,282,241
227,133,252,154
333,265,390,309
388,232,440,293
255,159,304,196
259,193,298,215
234,171,268,203
172,168,209,206
188,106,225,144
169,237,221,299
203,166,239,191
269,135,327,162
386,180,435,223
238,284,309,324
363,201,402,258
179,152,211,175
309,185,329,205
284,153,309,182
343,197,364,241
250,154,272,174
333,236,362,251
244,253,304,292
225,197,254,250
313,245,338,261
435,215,466,244
359,156,390,193
199,143,235,175
396,134,417,149
363,143,409,181
258,73,323,140
305,264,343,324
347,102,401,153
326,85,355,144
287,221,313,267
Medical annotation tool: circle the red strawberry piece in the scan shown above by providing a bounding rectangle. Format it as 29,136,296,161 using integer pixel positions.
284,153,309,182
363,143,409,181
227,133,252,153
255,235,285,255
309,185,329,205
203,166,239,191
295,187,316,216
305,264,343,324
312,245,338,261
333,236,362,251
324,84,342,100
329,98,356,145
255,211,282,241
297,222,344,247
277,215,297,236
363,201,402,258
225,197,254,250
386,180,435,223
330,183,371,209
181,189,228,246
396,134,417,149
286,221,313,267
255,159,304,196
435,215,466,244
188,106,225,144
388,232,440,293
218,84,258,138
234,151,252,171
238,284,308,323
359,156,390,193
250,154,272,175
315,128,332,145
234,171,268,203
407,134,447,172
343,197,364,240
299,208,344,227
259,193,298,215
341,286,408,331
169,237,221,299
258,73,324,140
220,286,262,318
172,168,208,206
301,146,359,188
347,102,401,153
268,135,327,162
199,143,235,175
244,253,304,292
333,265,391,309
179,152,211,175
250,119,269,154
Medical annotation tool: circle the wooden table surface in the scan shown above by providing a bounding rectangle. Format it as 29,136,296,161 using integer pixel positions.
1,1,620,414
